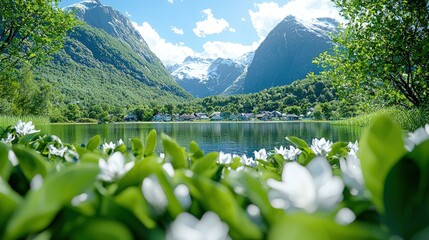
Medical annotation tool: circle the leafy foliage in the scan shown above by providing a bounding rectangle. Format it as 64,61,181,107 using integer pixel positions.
0,0,77,75
315,0,429,109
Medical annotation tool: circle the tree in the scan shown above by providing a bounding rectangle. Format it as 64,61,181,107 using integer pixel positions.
315,0,429,109
0,0,78,75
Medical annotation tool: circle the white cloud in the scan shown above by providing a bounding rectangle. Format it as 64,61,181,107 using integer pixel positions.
125,11,131,17
132,22,256,66
171,26,184,35
241,17,247,22
168,0,173,3
201,41,258,60
132,22,195,66
193,9,235,37
249,0,341,40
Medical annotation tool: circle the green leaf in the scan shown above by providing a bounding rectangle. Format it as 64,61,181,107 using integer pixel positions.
114,187,156,229
225,171,274,220
18,132,40,145
327,141,349,160
359,115,406,213
191,152,218,178
162,134,187,169
116,156,160,192
116,156,183,217
80,152,101,164
12,145,50,180
74,145,89,157
131,138,144,158
384,156,429,239
268,212,385,240
67,219,133,240
188,141,204,160
408,139,429,171
383,140,429,239
86,135,101,151
115,143,127,154
0,178,22,235
0,143,12,180
4,164,99,239
286,136,315,165
183,174,262,239
286,136,310,148
144,130,157,157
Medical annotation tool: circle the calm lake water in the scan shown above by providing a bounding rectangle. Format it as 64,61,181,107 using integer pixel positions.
40,122,363,155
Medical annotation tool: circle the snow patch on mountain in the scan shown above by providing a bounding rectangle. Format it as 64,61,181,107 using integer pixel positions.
169,57,213,83
168,53,253,97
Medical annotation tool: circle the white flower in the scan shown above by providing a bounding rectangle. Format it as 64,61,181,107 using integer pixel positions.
14,120,40,136
347,141,359,155
267,157,344,213
71,193,89,206
158,153,165,163
218,151,232,164
340,153,364,195
163,162,175,177
240,154,257,168
98,152,134,182
310,138,333,157
142,174,168,214
117,139,124,145
275,145,302,161
30,174,44,190
8,150,18,166
166,211,229,240
335,208,356,225
48,144,68,157
1,133,15,144
405,124,429,151
254,148,267,161
102,141,116,153
174,184,191,209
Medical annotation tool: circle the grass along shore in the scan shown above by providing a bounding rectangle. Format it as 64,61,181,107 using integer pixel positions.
0,115,50,128
332,106,428,131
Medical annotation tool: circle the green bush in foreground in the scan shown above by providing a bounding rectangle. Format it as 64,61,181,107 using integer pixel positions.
1,117,429,239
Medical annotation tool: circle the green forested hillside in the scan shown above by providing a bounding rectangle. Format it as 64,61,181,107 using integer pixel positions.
135,78,353,121
34,24,192,121
35,24,192,108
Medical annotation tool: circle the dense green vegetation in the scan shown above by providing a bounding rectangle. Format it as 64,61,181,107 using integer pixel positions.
0,0,77,116
1,116,429,239
131,78,355,122
1,1,192,122
35,24,192,122
315,0,429,114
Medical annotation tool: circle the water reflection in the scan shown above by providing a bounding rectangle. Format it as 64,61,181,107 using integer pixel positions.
40,122,363,155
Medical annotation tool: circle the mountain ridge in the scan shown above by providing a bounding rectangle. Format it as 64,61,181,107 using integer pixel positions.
169,53,253,98
34,0,192,109
242,15,338,93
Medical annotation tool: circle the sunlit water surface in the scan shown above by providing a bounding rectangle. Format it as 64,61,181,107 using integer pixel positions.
40,122,363,155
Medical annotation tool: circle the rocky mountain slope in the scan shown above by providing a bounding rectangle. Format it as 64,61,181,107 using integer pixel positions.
169,53,253,98
34,0,192,107
242,16,338,94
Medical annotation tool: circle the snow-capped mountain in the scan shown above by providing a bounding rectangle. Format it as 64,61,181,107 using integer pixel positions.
168,56,213,84
169,54,252,98
242,16,338,94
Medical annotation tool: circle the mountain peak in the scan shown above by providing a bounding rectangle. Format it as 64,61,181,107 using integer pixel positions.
242,14,337,93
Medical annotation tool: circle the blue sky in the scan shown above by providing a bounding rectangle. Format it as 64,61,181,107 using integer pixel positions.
59,0,340,65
